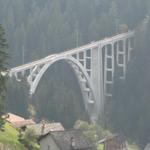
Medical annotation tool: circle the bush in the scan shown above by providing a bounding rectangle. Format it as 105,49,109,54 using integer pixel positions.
18,128,39,150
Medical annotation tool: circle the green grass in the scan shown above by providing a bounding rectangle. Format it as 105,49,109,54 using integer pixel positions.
0,122,24,150
128,144,139,150
97,143,139,150
97,144,104,150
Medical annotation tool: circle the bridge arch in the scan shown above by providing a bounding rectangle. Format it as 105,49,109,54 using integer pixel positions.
29,56,97,121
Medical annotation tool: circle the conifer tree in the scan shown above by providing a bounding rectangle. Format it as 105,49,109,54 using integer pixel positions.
0,25,8,129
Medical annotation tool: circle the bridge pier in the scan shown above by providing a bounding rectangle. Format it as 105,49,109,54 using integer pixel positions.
90,45,104,120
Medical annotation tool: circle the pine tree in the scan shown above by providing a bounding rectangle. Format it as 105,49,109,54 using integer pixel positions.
0,25,8,129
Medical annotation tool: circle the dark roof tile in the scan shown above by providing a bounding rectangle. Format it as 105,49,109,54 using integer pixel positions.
40,129,93,150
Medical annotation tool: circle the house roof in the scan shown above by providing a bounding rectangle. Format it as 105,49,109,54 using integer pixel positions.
39,129,93,150
2,113,35,128
3,113,25,123
13,119,35,128
98,134,126,144
27,122,65,136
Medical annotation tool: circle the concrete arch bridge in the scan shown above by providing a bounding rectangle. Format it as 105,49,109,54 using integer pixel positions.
9,31,134,122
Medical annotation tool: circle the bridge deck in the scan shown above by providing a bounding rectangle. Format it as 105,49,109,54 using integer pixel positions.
9,31,134,74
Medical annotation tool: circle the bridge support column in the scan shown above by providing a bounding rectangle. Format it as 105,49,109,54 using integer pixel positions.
90,45,104,120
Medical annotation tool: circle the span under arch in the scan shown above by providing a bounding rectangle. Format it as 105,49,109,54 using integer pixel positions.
29,56,97,121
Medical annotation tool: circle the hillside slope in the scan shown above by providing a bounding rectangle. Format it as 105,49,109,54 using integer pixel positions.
0,122,24,150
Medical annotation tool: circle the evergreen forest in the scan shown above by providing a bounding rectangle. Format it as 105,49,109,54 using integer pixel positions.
0,0,150,148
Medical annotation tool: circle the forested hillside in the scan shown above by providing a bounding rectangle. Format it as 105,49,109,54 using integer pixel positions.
111,16,150,148
0,0,150,148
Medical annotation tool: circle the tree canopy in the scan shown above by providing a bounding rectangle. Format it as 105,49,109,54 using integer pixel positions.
0,0,150,147
0,25,8,128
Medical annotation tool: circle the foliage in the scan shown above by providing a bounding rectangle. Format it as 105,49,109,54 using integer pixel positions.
128,144,139,150
0,122,24,149
27,104,36,119
0,0,150,147
3,0,148,130
33,62,88,127
97,144,104,150
0,25,8,129
74,120,112,149
110,16,150,148
19,128,39,150
6,78,28,118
